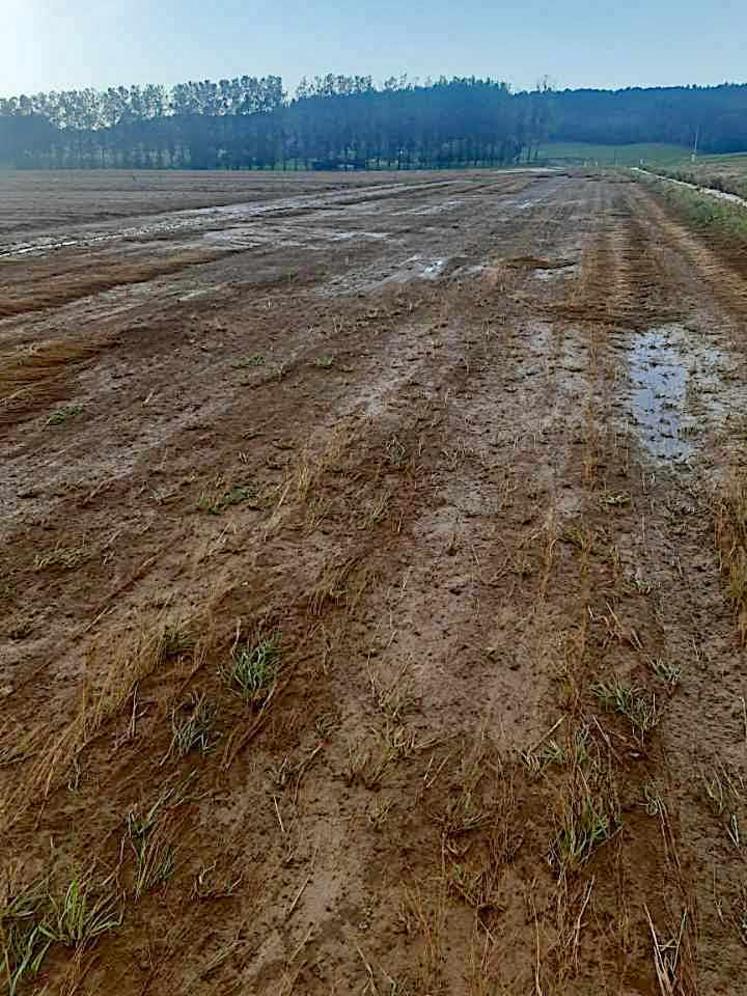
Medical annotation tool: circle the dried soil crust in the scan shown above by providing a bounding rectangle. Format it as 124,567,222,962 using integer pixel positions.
1,168,747,994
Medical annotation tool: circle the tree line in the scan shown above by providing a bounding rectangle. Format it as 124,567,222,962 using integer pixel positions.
0,76,548,169
1,74,746,170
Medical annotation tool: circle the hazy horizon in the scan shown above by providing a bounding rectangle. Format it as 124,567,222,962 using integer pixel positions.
4,0,747,96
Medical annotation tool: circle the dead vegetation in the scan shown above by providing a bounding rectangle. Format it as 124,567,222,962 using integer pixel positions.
0,249,221,319
714,472,747,641
0,337,107,430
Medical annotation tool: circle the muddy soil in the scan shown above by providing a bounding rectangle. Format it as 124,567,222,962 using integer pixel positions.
2,168,747,995
0,168,451,239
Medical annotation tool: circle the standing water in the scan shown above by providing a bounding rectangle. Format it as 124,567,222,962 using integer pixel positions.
629,328,692,462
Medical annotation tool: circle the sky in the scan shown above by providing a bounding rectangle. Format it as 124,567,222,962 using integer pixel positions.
3,0,747,97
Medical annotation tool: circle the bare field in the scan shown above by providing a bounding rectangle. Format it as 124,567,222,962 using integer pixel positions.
0,168,431,239
3,167,747,994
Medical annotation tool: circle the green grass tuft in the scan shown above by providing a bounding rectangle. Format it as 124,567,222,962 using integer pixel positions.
197,484,258,515
166,693,215,759
648,657,681,688
233,353,265,368
40,876,122,946
222,633,281,703
0,882,51,996
45,404,83,426
592,677,659,739
554,793,615,870
1,872,121,994
157,623,194,662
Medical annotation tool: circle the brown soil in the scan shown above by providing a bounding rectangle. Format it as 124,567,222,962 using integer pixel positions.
2,167,747,995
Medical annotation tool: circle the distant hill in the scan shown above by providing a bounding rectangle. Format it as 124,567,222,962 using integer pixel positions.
550,84,747,153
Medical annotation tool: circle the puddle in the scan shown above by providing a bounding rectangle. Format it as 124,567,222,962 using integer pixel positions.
422,258,447,279
388,254,448,282
625,322,747,468
534,263,579,281
397,199,464,217
320,254,451,296
177,284,226,302
629,328,692,461
3,239,79,257
0,213,391,261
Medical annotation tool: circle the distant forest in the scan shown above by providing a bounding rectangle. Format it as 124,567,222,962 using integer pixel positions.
1,75,746,170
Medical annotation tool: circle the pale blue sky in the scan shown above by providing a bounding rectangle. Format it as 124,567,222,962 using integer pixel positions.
4,0,747,96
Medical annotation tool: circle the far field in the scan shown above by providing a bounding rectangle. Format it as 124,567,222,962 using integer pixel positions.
3,166,747,994
538,140,692,166
540,141,747,187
